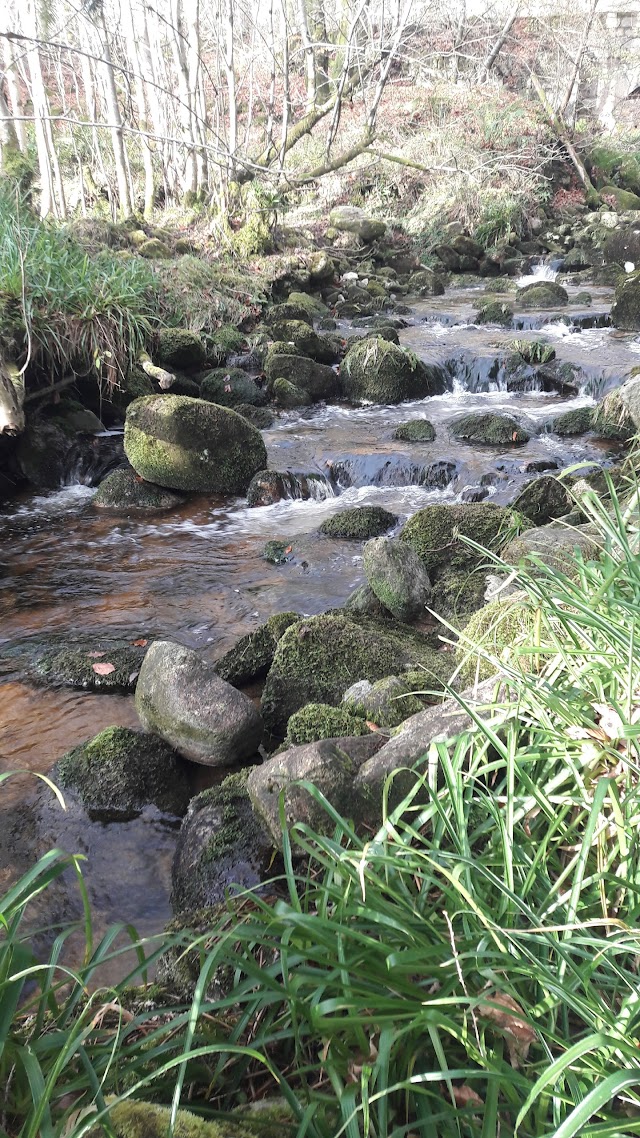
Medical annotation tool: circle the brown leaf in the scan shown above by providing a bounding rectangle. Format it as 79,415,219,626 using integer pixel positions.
478,991,536,1067
86,650,106,658
131,638,148,647
284,546,293,555
92,662,116,676
451,1085,484,1108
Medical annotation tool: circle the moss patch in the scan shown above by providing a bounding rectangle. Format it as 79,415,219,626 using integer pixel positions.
400,503,519,577
93,467,186,511
450,412,529,446
516,281,569,308
455,594,539,684
393,419,436,442
341,336,447,403
214,612,301,686
272,378,310,407
319,506,398,539
35,642,146,692
549,407,594,436
156,328,206,371
343,675,426,728
474,300,514,325
199,368,266,408
286,703,370,744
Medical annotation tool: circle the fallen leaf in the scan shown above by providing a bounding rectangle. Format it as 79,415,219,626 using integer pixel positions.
451,1085,484,1108
132,638,148,647
478,991,536,1067
512,431,518,441
86,650,106,658
92,662,116,676
284,545,292,554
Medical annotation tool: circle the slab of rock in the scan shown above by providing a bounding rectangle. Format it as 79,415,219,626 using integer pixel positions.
363,536,432,622
93,467,186,512
214,613,301,686
135,640,263,766
328,206,386,242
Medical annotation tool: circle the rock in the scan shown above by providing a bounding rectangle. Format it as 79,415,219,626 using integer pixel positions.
516,281,569,308
343,583,392,618
430,567,489,619
272,378,310,407
343,675,425,728
135,640,263,766
35,641,147,691
319,506,398,539
124,395,267,494
156,329,206,371
93,466,186,511
15,417,123,490
55,726,190,821
247,469,329,506
611,271,640,330
408,269,445,296
593,376,640,438
400,503,518,577
363,536,432,623
600,185,640,210
95,1100,286,1138
234,403,275,429
286,703,370,745
247,734,384,842
266,319,337,364
393,419,436,442
53,399,104,434
434,244,461,271
261,613,450,736
171,771,272,914
549,407,594,436
214,612,301,686
574,291,592,305
560,247,593,271
451,234,484,260
455,594,538,684
264,350,340,401
512,475,571,524
603,226,640,267
474,301,514,325
308,252,335,282
341,337,446,403
449,412,530,446
199,368,267,408
502,521,599,574
139,238,171,259
360,325,400,344
263,539,293,564
328,206,386,242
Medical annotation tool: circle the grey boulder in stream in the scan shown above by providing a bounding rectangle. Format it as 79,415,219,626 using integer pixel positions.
363,537,432,622
135,640,263,766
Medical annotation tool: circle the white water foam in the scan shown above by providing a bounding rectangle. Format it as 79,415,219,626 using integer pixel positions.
516,261,559,289
0,483,94,520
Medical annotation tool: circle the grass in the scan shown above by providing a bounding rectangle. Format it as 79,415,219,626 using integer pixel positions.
4,471,640,1136
0,184,156,389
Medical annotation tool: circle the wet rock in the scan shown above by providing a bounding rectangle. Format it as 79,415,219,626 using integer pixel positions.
93,466,186,511
393,419,436,442
35,641,147,691
474,300,514,325
451,234,483,260
516,281,569,308
55,726,191,821
234,403,275,429
15,417,123,490
502,521,599,574
214,612,301,686
319,506,398,539
511,475,571,525
308,251,335,282
272,378,310,407
433,244,462,271
455,594,538,685
360,325,399,344
263,540,294,564
343,675,425,728
603,226,640,267
124,395,267,494
171,771,272,914
247,734,385,843
593,375,640,437
611,271,640,330
266,319,337,364
343,583,392,619
261,613,448,736
363,536,432,623
264,350,340,401
199,368,267,408
449,412,530,446
286,703,370,745
573,291,593,305
135,640,263,766
341,336,447,403
548,407,594,436
156,328,206,371
523,458,560,473
408,269,445,296
247,469,329,506
400,502,519,577
328,206,386,242
559,248,593,271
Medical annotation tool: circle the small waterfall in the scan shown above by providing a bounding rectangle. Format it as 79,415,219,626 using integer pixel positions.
516,259,560,289
328,455,458,491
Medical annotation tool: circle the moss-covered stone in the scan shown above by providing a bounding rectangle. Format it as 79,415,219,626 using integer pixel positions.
455,594,539,684
55,726,190,820
449,412,529,446
549,407,595,436
512,475,571,524
35,642,146,692
329,206,386,242
210,324,246,357
156,329,206,371
286,702,370,744
516,281,569,308
91,1100,288,1138
502,521,599,575
263,539,293,563
139,238,172,259
474,301,514,325
592,379,640,440
600,184,640,210
265,352,339,401
343,583,392,618
343,675,425,728
124,395,267,494
234,403,275,428
400,503,518,576
363,536,432,623
393,418,436,442
611,271,640,331
199,368,267,408
266,319,337,363
319,506,398,539
261,613,447,736
341,336,446,403
214,612,301,686
93,467,186,511
429,567,488,620
272,378,310,407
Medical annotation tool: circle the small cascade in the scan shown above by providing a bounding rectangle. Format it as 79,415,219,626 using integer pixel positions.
328,454,458,491
516,259,561,289
62,432,124,488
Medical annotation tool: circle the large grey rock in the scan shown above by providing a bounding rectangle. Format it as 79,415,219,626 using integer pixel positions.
328,206,386,242
135,640,263,766
363,537,432,622
502,521,599,574
247,734,384,843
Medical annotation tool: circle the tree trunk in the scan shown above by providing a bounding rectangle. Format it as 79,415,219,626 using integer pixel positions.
94,6,133,216
3,37,26,150
529,70,599,206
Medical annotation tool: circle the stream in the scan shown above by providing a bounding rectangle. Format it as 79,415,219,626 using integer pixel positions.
0,269,636,950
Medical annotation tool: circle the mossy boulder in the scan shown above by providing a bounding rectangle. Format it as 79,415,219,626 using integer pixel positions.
171,771,273,914
400,503,518,577
93,466,186,512
341,337,446,403
35,642,147,692
592,376,640,438
343,583,392,619
449,412,530,446
455,594,538,684
264,350,340,400
408,269,445,296
393,419,436,442
124,395,267,494
516,281,569,308
611,271,640,330
266,319,337,364
343,675,425,728
261,613,447,736
93,1100,288,1138
328,206,386,242
430,567,489,620
502,521,599,575
272,378,310,407
601,185,640,210
286,703,370,745
55,726,190,821
155,329,206,371
512,475,571,525
549,407,594,436
214,612,301,686
319,506,398,539
474,301,514,325
199,368,266,408
263,539,293,564
138,238,172,259
234,403,275,429
603,226,640,268
363,536,432,623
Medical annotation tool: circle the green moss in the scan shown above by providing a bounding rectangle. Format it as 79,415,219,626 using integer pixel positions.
272,378,309,407
600,185,640,210
508,339,555,365
235,403,275,428
139,238,172,259
286,290,329,317
232,215,273,257
400,503,519,576
215,612,301,685
55,726,190,820
319,506,398,539
455,595,539,684
93,467,186,511
211,325,245,355
393,419,436,442
93,1099,284,1138
156,329,206,371
549,407,594,436
35,643,146,692
512,475,571,524
516,281,569,308
264,353,339,401
343,675,425,728
266,319,336,364
263,539,293,563
450,412,529,445
429,566,488,620
341,336,446,403
286,702,370,744
474,301,514,325
200,368,266,408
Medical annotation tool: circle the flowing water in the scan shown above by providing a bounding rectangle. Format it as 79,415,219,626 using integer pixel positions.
1,269,638,947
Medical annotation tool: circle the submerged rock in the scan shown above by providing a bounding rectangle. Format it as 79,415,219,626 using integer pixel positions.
135,640,263,766
214,612,301,686
363,536,432,622
393,419,436,442
341,336,446,403
55,726,191,820
124,394,267,494
474,300,514,326
93,466,186,511
35,641,147,691
319,506,398,539
449,412,530,446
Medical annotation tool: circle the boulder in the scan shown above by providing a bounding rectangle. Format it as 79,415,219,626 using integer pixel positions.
247,469,329,506
549,407,594,436
611,272,640,330
55,726,191,821
247,734,385,842
600,185,640,211
449,412,530,446
343,675,425,728
266,319,337,364
328,206,386,242
341,337,447,403
285,703,370,745
474,301,514,325
511,475,571,524
199,368,267,408
214,612,301,686
124,395,267,494
363,536,432,622
455,594,539,684
593,375,640,437
93,466,186,512
319,506,398,539
234,404,275,429
264,350,340,401
35,641,147,692
603,226,640,267
343,583,392,619
135,640,263,766
502,521,599,575
516,281,569,308
400,503,518,577
272,378,310,407
408,269,445,296
393,419,436,442
156,329,206,371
